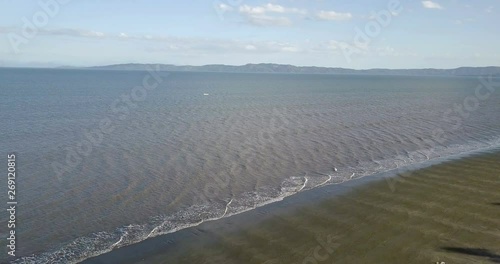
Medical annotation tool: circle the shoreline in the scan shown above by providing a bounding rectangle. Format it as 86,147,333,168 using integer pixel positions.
83,146,500,264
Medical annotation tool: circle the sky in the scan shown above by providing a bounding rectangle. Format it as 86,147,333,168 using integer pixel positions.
0,0,499,69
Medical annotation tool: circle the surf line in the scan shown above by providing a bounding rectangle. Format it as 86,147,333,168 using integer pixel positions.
297,176,309,192
146,198,234,239
221,198,233,218
317,174,333,187
147,225,160,239
111,231,128,248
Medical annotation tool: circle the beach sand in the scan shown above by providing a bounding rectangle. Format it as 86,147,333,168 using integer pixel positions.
86,149,500,264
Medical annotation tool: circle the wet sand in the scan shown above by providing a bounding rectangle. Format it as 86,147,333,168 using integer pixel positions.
85,149,500,264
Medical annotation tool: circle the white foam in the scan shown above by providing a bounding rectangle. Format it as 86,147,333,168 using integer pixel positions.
146,226,159,239
297,176,308,192
221,198,233,217
111,231,127,248
316,174,332,187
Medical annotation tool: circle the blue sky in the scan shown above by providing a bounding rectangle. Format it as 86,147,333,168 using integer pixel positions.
0,0,498,69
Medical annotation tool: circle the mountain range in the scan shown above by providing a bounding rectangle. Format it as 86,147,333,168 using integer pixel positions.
85,63,500,76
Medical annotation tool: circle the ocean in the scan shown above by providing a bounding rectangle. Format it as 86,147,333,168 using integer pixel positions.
1,68,499,263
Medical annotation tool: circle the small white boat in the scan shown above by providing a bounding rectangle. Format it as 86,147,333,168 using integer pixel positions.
333,167,338,172
203,93,209,96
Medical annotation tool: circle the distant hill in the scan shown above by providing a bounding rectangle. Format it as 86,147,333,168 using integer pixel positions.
88,63,500,76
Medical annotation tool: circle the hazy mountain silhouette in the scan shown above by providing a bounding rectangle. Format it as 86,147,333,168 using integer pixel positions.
87,63,500,76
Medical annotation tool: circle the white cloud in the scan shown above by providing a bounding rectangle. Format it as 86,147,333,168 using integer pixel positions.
316,10,352,21
245,44,256,50
239,4,267,15
22,28,108,38
1,26,307,55
237,4,353,26
324,40,347,51
237,3,306,27
239,3,306,15
422,1,443,10
245,15,292,27
218,3,233,12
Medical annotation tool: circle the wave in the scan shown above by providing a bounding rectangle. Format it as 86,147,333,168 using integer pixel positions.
12,136,500,264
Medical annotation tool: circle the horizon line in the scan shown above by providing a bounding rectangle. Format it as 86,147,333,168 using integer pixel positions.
2,62,500,72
